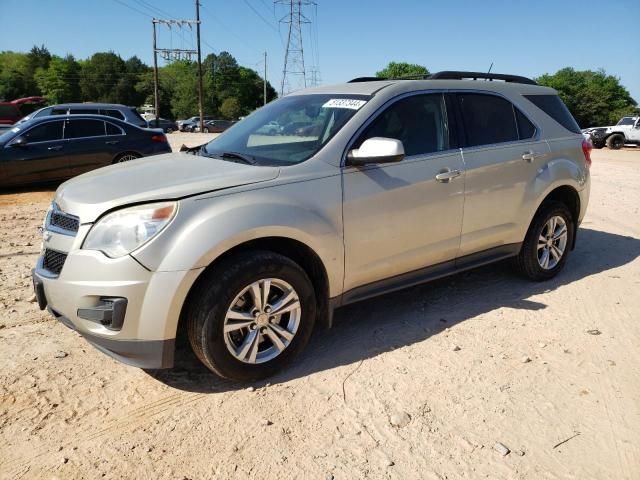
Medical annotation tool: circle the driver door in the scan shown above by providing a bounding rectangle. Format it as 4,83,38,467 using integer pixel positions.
342,93,465,294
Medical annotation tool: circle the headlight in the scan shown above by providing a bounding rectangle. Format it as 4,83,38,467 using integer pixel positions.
83,202,177,258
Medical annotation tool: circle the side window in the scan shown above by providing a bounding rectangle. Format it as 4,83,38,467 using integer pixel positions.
51,108,68,115
458,94,518,147
64,120,106,139
515,109,536,139
102,109,125,120
106,122,124,135
357,94,449,156
22,121,64,142
523,95,581,133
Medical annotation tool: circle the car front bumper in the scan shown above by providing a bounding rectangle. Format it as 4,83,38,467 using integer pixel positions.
33,247,202,369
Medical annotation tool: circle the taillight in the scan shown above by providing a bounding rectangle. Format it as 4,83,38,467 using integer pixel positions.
581,138,592,168
151,134,167,143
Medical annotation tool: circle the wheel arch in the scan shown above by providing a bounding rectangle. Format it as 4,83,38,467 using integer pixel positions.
531,185,581,250
175,235,333,349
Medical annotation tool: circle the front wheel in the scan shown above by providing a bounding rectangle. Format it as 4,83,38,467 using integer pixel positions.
513,201,574,281
186,251,317,381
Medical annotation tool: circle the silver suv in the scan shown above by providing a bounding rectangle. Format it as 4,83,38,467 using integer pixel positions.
32,71,591,381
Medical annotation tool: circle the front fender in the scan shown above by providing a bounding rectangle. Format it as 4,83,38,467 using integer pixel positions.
132,176,345,297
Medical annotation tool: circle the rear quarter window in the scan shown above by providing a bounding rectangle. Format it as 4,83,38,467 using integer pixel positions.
524,94,581,134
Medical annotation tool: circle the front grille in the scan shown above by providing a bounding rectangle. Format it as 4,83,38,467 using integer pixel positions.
49,211,80,234
43,249,68,276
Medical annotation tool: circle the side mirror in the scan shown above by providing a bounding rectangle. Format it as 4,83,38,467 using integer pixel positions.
346,137,405,166
10,136,28,147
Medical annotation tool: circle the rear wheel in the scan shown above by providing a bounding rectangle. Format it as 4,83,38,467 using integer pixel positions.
606,133,625,150
186,251,317,381
114,152,141,163
513,201,574,281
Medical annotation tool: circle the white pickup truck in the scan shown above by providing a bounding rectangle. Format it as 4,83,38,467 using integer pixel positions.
583,116,640,149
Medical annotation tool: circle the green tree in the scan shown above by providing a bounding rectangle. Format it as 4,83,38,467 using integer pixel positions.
35,55,81,104
220,97,241,119
376,61,430,79
0,51,33,100
536,68,638,127
79,52,127,103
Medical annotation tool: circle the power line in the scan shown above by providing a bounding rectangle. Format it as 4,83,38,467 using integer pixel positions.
243,0,280,33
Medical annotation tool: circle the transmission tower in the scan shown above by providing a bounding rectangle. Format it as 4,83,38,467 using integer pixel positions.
276,1,316,95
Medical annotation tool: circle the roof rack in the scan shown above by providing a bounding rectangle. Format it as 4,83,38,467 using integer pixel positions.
347,71,537,85
429,71,537,85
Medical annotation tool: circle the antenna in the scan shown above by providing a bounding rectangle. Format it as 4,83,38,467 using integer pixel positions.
487,62,494,74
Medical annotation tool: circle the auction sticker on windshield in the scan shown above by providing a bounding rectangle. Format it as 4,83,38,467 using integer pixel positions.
322,99,367,110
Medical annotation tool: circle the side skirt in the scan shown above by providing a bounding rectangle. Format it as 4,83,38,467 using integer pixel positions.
335,243,522,309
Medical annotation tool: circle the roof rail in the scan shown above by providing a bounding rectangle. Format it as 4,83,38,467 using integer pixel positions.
348,76,384,83
348,71,537,85
429,71,537,85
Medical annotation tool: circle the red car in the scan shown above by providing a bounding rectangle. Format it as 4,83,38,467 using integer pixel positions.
0,96,46,125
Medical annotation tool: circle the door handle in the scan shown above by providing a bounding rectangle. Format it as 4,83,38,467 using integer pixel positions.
522,151,546,162
47,145,62,151
105,140,120,145
435,169,462,183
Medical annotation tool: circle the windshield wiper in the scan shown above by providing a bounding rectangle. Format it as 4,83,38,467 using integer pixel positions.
220,151,257,165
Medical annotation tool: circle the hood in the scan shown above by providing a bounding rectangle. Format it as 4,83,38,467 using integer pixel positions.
55,152,280,222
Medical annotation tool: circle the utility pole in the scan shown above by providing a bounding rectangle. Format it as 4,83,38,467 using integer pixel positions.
195,0,204,132
263,51,267,106
151,17,200,128
276,1,316,95
152,20,160,128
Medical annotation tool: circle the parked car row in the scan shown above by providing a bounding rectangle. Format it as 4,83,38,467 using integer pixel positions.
0,115,170,188
176,116,236,133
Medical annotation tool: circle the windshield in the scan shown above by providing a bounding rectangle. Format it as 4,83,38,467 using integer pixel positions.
203,94,370,166
0,126,20,143
617,117,636,126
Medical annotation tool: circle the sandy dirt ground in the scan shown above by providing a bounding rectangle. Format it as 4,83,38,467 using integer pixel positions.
0,141,638,479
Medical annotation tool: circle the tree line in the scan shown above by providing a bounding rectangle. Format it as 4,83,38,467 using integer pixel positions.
376,62,639,127
0,45,277,120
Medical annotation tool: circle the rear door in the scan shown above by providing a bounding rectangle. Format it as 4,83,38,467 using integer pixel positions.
454,92,545,258
2,120,68,186
63,119,113,176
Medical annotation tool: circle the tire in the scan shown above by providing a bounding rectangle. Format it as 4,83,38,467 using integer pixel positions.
166,127,174,134
186,251,317,381
513,201,574,281
113,152,141,163
592,141,605,149
606,133,625,150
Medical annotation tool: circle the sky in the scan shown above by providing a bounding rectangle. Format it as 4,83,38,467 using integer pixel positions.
1,0,638,101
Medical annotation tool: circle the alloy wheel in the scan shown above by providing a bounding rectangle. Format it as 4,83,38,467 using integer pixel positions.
223,278,301,364
537,215,568,270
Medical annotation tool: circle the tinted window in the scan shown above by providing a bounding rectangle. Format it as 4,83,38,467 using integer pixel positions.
23,121,64,142
69,108,99,115
102,109,125,120
524,95,581,133
64,119,105,138
0,105,18,116
516,109,536,139
357,94,449,156
617,117,635,126
458,94,518,146
51,108,68,115
106,122,123,135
